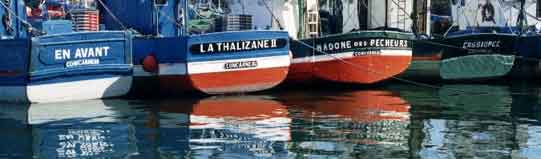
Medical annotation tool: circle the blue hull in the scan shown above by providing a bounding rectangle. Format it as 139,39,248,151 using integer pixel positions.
0,31,133,103
131,31,291,95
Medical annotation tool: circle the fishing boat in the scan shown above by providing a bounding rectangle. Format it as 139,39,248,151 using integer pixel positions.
270,0,414,84
0,0,133,103
102,0,291,95
408,0,541,80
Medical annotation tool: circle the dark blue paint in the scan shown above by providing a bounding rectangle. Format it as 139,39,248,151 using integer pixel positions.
444,26,541,59
102,0,289,69
0,1,133,92
446,26,520,37
0,39,29,86
186,31,290,62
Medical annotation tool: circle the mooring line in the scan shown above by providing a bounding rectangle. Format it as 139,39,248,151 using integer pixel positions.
294,39,536,96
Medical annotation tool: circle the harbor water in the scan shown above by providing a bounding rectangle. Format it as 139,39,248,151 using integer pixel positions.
2,82,541,158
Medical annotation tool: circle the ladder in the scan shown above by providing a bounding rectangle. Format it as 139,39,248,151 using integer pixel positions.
304,0,320,38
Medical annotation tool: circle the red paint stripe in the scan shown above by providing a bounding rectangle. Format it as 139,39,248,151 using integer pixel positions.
0,70,21,77
286,62,315,82
160,67,289,94
192,97,288,119
413,54,442,61
314,55,411,84
283,90,410,122
288,55,411,84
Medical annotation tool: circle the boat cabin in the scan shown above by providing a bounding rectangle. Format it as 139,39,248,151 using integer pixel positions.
270,0,416,39
101,0,291,95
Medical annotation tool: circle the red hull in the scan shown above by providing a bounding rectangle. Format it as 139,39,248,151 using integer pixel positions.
285,62,315,82
191,97,288,119
282,90,410,122
288,55,412,84
160,66,289,94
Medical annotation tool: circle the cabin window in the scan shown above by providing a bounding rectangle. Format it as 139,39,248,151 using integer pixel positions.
307,11,319,37
186,0,275,35
155,0,168,6
318,1,343,35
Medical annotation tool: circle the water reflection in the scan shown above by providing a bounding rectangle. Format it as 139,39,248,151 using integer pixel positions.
159,96,291,158
2,84,541,158
394,84,541,159
0,104,31,158
279,90,411,158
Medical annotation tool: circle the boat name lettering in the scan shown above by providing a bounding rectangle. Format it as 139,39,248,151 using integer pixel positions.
353,50,382,56
54,47,111,61
316,39,408,52
192,39,287,54
462,41,501,49
65,58,100,68
56,129,114,158
224,61,258,70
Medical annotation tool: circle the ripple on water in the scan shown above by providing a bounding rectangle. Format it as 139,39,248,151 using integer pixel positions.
1,83,541,158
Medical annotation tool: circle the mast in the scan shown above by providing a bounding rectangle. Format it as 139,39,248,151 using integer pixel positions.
425,0,431,36
411,0,418,36
385,0,388,29
184,0,189,35
518,0,526,34
298,0,305,38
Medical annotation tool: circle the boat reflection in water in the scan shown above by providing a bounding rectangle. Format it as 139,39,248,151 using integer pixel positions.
0,100,144,158
278,90,411,158
159,96,291,158
0,104,32,158
5,84,541,158
29,100,141,158
393,84,541,158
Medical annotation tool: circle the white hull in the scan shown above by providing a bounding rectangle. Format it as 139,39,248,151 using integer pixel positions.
133,55,292,77
0,76,132,103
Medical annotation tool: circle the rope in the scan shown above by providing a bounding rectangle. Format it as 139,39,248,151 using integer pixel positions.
257,0,538,95
96,0,128,31
150,0,541,96
293,38,537,96
358,0,383,29
156,6,184,28
0,0,45,35
389,0,412,23
261,0,282,30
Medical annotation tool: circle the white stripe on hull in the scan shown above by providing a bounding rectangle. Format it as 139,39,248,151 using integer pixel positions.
159,63,188,76
26,76,132,103
188,55,291,74
134,55,292,76
133,63,188,77
292,49,412,64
